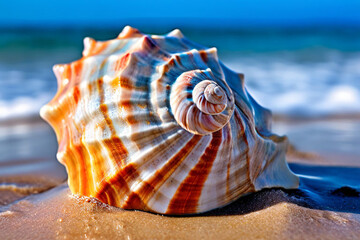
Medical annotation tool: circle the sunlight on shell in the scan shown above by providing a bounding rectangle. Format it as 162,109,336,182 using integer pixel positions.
40,26,299,215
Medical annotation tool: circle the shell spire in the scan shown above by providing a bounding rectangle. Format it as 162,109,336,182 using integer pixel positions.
170,69,234,135
40,26,299,215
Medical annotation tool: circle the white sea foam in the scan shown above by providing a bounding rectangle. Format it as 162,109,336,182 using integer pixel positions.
224,51,360,117
1,49,360,121
0,94,52,121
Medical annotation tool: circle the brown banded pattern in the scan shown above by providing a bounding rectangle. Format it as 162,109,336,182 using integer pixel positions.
40,26,299,215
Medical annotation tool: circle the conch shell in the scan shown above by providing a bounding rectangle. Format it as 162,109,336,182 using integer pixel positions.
40,26,299,215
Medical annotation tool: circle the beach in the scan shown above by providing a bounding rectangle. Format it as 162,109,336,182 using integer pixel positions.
1,27,360,239
0,116,359,239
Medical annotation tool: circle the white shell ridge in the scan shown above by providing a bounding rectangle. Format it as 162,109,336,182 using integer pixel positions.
40,26,299,215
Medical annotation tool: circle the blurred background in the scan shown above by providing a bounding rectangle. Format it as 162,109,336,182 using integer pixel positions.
1,0,360,119
0,0,360,172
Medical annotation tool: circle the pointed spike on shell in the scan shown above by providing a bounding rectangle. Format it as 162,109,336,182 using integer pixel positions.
118,26,143,39
82,37,96,57
238,73,245,87
135,35,158,52
167,29,184,38
238,73,245,81
206,47,219,60
40,64,71,123
39,105,48,122
52,64,69,88
52,64,64,82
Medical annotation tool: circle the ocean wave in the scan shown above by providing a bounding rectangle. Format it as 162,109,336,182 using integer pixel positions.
223,51,360,117
0,94,52,121
1,83,359,122
1,46,360,121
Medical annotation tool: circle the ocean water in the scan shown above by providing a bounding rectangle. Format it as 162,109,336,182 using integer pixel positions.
1,26,360,220
1,27,360,121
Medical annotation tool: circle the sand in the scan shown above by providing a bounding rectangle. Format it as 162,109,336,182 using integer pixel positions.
0,117,359,239
1,183,359,240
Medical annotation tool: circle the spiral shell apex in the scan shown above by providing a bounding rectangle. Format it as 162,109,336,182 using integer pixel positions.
170,69,234,135
40,26,299,215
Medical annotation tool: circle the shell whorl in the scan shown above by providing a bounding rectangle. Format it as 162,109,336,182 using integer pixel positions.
40,26,299,215
194,80,227,114
170,69,234,135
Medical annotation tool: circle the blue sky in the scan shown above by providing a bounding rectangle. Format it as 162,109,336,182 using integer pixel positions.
1,0,360,28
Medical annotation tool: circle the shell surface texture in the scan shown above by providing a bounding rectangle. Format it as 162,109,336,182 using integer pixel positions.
40,26,299,215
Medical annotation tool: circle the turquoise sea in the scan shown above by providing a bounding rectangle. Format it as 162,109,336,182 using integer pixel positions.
1,26,360,121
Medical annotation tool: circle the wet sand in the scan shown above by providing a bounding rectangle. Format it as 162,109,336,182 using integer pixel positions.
1,182,359,240
0,117,359,239
0,117,66,205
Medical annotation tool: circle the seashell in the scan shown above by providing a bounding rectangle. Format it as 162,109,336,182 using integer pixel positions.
40,26,299,215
